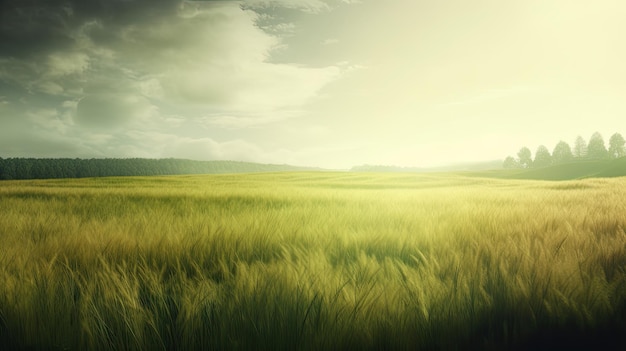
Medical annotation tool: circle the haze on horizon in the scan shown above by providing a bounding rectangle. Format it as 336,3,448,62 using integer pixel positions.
1,0,625,169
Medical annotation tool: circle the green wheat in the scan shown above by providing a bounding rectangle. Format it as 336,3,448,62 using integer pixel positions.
1,173,625,350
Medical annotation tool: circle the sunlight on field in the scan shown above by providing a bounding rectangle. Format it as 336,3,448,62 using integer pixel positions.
1,173,626,350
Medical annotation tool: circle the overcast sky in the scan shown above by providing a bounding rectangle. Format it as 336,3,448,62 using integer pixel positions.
1,0,625,169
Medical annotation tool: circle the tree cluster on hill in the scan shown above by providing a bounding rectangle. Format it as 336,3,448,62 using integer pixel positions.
503,132,626,169
0,158,313,180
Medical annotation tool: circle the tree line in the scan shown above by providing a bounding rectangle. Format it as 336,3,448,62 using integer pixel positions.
0,158,311,180
503,132,626,169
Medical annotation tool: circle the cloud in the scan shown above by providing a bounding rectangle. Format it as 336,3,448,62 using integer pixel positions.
163,61,341,111
27,108,69,134
164,137,264,162
75,94,156,129
108,2,345,114
243,0,332,13
37,81,65,95
202,110,301,128
47,52,90,77
262,22,297,35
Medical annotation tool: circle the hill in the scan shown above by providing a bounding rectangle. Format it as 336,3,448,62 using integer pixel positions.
465,157,626,180
0,158,322,180
350,160,503,173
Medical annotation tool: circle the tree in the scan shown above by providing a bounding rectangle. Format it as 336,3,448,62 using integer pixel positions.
503,156,520,169
609,132,626,159
533,145,552,168
573,135,587,158
517,147,532,168
587,132,609,159
551,140,573,164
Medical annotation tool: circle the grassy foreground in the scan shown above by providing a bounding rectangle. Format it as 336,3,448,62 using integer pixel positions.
1,172,626,350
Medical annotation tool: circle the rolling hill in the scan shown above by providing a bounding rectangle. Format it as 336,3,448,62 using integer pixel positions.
466,157,626,181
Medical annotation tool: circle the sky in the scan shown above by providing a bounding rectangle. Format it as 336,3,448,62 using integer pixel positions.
1,0,625,169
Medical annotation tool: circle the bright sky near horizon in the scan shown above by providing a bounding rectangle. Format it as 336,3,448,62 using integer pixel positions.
1,0,625,169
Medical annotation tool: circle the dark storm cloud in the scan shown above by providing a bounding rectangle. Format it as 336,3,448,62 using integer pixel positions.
0,0,72,57
0,0,180,58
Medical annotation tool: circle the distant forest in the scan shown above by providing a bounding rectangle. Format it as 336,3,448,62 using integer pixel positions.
504,132,626,169
0,158,314,180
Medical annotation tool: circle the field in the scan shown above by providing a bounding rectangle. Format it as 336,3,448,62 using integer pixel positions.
1,172,626,350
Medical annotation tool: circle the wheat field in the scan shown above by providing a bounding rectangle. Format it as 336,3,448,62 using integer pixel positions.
1,172,625,350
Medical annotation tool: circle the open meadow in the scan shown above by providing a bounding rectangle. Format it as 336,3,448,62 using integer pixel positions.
1,172,626,350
